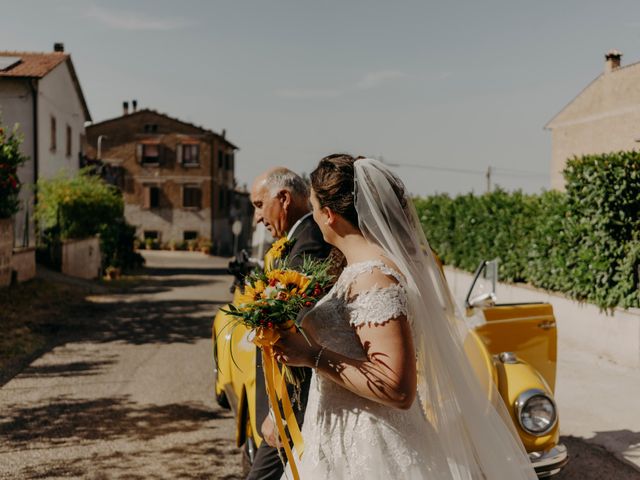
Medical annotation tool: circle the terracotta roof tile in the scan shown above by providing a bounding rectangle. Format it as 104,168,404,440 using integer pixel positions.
0,51,68,78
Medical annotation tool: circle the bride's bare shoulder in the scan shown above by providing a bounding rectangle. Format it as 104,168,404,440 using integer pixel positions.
347,256,404,296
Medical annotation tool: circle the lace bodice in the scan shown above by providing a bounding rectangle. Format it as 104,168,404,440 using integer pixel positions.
285,260,449,479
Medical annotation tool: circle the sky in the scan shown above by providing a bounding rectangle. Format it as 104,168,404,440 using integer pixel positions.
2,0,640,196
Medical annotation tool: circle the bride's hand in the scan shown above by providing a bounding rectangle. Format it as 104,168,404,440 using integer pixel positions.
273,328,319,368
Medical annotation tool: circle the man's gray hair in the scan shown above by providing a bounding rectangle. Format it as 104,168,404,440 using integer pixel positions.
265,168,309,200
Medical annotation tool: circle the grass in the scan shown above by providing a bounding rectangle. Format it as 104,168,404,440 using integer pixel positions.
0,278,94,383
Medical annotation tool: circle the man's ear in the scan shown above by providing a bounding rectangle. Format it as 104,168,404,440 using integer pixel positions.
278,190,292,209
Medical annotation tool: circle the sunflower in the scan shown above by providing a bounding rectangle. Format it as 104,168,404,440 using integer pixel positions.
237,279,267,306
268,269,311,295
270,237,294,259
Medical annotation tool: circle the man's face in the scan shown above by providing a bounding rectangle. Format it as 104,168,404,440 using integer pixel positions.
251,182,288,238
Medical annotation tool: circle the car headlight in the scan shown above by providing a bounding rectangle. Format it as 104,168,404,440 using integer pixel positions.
515,389,557,436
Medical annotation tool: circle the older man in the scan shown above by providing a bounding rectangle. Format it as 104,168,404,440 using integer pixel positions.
247,167,331,480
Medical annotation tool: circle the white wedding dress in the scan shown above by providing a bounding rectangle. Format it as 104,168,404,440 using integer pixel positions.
285,260,451,479
281,158,536,480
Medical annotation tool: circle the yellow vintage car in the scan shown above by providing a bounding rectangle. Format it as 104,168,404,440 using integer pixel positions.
213,257,568,477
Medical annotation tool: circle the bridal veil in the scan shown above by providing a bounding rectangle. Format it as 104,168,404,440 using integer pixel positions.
354,158,537,480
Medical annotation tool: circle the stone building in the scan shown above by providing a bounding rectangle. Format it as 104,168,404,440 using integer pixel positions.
85,106,239,254
545,50,640,190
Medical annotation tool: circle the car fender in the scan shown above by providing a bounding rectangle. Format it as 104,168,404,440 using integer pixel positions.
495,359,559,452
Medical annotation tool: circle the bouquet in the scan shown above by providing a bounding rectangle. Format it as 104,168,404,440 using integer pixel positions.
222,255,334,386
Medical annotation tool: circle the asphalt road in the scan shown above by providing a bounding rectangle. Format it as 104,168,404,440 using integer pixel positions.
0,250,638,479
0,251,242,479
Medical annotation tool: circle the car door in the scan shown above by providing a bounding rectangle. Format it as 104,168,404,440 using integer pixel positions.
466,261,558,392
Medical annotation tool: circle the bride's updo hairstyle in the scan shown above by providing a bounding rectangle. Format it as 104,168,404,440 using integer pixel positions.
310,154,408,228
310,154,360,227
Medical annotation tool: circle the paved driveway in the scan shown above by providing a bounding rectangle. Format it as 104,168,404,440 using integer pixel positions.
0,251,242,479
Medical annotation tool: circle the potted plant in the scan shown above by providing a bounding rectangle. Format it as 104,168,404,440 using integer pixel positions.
200,239,212,255
105,265,121,280
187,239,197,252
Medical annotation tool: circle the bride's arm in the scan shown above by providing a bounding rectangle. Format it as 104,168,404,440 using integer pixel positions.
274,272,417,410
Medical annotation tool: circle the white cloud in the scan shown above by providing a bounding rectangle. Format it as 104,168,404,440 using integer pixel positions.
86,6,192,31
356,70,407,89
276,88,343,99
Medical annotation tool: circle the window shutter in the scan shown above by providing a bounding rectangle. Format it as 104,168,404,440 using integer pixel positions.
176,144,183,164
136,144,143,163
157,144,164,165
143,185,150,209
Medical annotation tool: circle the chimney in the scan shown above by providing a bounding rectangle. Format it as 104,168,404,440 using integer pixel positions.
221,129,226,138
605,49,622,73
132,99,138,112
53,42,64,53
123,101,129,116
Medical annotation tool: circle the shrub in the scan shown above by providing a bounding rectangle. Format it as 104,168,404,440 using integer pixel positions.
0,122,28,219
414,151,640,309
36,169,143,271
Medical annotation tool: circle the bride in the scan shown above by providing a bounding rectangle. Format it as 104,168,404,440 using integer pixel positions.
273,154,537,479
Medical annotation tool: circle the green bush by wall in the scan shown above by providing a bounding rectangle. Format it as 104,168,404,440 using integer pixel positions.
36,169,143,272
414,151,640,310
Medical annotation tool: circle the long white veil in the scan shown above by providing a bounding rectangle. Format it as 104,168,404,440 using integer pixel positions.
354,158,537,480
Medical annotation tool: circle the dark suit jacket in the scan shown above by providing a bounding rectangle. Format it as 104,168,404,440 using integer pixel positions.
254,214,331,430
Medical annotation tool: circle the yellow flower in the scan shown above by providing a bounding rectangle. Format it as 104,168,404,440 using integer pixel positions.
269,269,311,295
270,237,292,259
237,279,267,306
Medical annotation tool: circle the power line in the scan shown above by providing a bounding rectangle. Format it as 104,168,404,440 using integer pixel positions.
387,162,548,178
385,162,485,175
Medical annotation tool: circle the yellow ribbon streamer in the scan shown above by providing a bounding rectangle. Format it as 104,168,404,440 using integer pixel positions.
254,326,305,479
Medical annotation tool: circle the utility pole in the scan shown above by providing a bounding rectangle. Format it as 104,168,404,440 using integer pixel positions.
486,166,492,193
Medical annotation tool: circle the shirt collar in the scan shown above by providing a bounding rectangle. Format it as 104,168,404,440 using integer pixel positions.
287,212,313,240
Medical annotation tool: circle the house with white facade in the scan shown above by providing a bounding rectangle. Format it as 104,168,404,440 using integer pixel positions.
545,50,640,190
0,43,91,247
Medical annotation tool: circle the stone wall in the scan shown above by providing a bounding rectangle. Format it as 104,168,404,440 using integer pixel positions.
0,218,13,287
11,247,36,283
61,237,101,280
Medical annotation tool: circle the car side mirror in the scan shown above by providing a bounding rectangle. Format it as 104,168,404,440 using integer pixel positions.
468,292,496,309
465,259,499,309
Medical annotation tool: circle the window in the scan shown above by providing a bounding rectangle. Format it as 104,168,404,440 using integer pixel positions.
143,230,159,240
218,151,224,168
50,116,57,152
143,185,160,209
182,144,200,166
137,143,161,165
143,124,158,133
183,231,198,241
66,125,72,157
183,185,202,209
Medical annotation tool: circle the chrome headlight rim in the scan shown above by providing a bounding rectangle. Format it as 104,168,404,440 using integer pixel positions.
515,388,558,436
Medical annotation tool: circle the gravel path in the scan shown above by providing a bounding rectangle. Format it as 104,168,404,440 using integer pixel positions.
0,251,242,479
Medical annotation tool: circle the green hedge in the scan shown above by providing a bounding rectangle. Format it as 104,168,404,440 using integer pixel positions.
414,151,640,310
36,169,143,271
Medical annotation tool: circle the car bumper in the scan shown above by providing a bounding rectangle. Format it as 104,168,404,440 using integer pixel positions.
529,444,568,478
